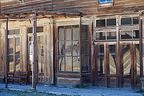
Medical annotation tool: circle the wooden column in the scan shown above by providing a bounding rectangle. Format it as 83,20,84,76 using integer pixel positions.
79,15,82,85
32,12,37,90
139,19,143,77
53,18,56,85
5,18,8,88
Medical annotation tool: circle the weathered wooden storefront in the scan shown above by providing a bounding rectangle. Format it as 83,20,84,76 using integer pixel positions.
1,0,144,89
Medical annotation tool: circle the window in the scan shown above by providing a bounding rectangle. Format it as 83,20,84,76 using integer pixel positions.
120,30,139,40
8,29,20,35
121,17,139,25
96,19,105,27
107,19,116,26
58,25,80,72
27,26,43,33
100,0,112,3
121,18,132,25
96,18,116,27
95,31,116,41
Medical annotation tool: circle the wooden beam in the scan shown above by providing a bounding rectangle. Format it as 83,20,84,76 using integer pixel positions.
5,18,8,88
32,12,37,90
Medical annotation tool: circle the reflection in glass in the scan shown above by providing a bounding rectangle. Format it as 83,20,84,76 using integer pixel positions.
109,45,116,75
121,31,132,39
72,25,79,40
59,56,65,71
136,44,140,75
98,45,104,74
73,57,80,72
65,41,72,56
66,57,72,71
58,26,64,40
122,45,131,75
65,26,71,40
107,32,116,40
96,32,106,40
73,41,79,56
15,37,20,71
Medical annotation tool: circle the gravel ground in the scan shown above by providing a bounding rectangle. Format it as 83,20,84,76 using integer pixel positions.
0,83,143,96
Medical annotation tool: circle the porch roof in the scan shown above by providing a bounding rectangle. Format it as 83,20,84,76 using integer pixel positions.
0,10,83,19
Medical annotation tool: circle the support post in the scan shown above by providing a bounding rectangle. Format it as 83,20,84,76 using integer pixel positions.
32,12,37,90
5,18,8,88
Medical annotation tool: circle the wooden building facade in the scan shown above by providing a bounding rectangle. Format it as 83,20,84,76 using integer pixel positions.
1,0,144,88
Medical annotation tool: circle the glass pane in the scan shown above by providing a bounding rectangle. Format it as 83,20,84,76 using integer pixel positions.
65,57,72,71
8,30,14,35
121,18,132,25
121,31,132,39
58,41,64,56
59,56,65,71
15,29,20,34
82,41,89,55
29,37,33,72
133,30,139,39
72,25,79,40
133,17,139,24
107,19,116,26
96,19,105,27
81,25,88,40
27,27,33,33
73,41,80,56
73,57,80,72
82,55,89,72
122,45,131,75
58,26,64,40
107,32,116,40
96,32,106,40
109,45,116,75
15,37,20,71
37,27,43,33
8,38,14,55
98,45,104,74
136,44,140,76
65,26,71,40
65,41,72,56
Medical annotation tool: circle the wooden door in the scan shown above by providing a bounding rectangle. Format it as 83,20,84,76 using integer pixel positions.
95,43,117,87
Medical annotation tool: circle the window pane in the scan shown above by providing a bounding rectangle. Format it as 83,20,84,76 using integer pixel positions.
58,41,64,56
73,57,80,72
82,55,89,72
121,18,132,25
65,26,71,40
37,27,43,33
121,31,132,39
82,41,89,55
27,27,33,33
122,45,131,75
81,25,88,40
133,17,139,24
65,41,72,56
8,38,14,54
109,45,116,75
107,32,116,40
136,44,140,76
107,19,116,26
133,30,139,39
58,27,64,40
66,57,72,71
72,25,79,40
96,32,106,40
8,30,14,35
73,41,80,56
96,19,105,27
97,45,104,74
59,56,65,71
15,29,20,34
